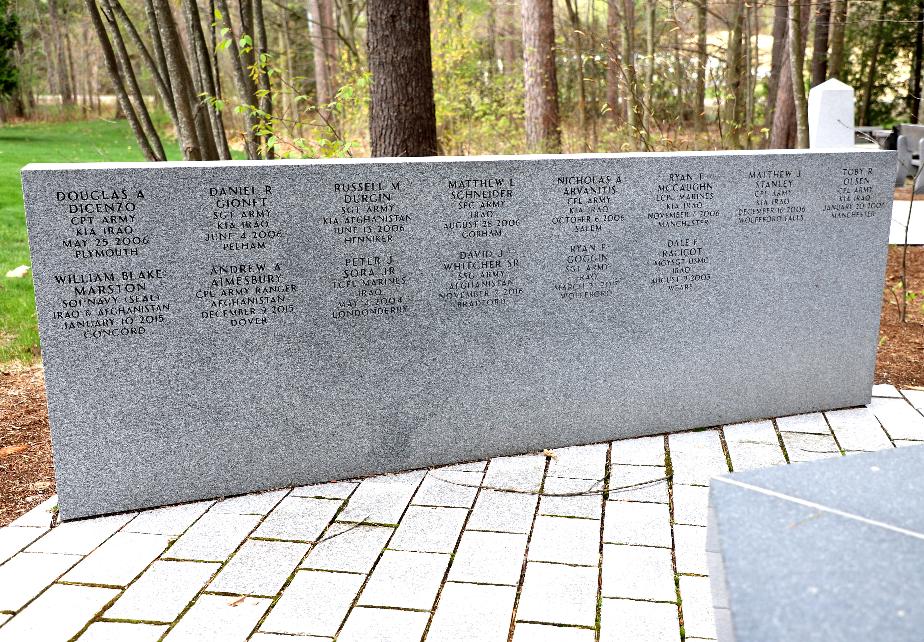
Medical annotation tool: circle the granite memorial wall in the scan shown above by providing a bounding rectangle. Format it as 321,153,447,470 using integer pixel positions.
22,150,895,518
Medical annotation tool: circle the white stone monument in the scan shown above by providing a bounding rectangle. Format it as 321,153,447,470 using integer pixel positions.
808,78,855,149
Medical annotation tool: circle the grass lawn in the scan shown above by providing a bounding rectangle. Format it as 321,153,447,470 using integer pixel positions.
0,119,183,364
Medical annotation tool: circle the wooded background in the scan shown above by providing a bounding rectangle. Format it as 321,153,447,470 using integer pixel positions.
0,0,921,158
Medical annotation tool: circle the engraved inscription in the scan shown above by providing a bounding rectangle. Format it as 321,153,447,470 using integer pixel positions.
207,184,281,251
325,180,412,319
649,173,715,291
440,177,523,308
198,262,296,326
51,269,169,338
736,168,807,224
57,188,149,258
824,167,888,218
553,174,624,301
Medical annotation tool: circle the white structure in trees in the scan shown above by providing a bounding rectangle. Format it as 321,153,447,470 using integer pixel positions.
808,79,855,149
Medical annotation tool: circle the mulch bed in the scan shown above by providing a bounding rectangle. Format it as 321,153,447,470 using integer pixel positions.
0,364,55,526
1,227,923,526
878,245,924,387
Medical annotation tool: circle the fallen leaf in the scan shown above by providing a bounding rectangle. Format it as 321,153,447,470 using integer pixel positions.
228,596,246,607
0,444,27,457
542,449,558,459
31,481,51,491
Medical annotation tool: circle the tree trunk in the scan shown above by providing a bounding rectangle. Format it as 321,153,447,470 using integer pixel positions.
152,0,203,160
253,0,273,158
746,0,758,141
487,0,497,70
770,0,810,148
564,0,588,150
48,0,74,105
723,0,745,148
695,0,707,128
621,0,642,138
520,0,561,152
237,0,256,78
84,0,159,160
606,0,621,125
910,0,924,123
765,0,788,131
64,5,78,105
143,0,172,111
280,4,299,136
673,3,684,123
307,0,332,107
183,0,231,159
810,1,831,86
367,0,438,156
216,0,260,158
770,45,795,148
860,0,887,126
498,0,520,72
789,0,808,148
109,0,178,129
643,0,655,126
827,0,847,79
99,0,166,160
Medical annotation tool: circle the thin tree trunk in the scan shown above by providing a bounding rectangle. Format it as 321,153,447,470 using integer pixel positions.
606,0,621,126
827,0,847,78
622,0,642,140
64,7,78,105
488,2,500,71
253,0,273,158
724,0,745,149
860,0,887,126
565,0,588,150
695,0,707,128
84,0,159,160
673,3,683,123
49,0,74,105
771,45,795,148
99,0,166,160
910,0,924,123
498,0,520,72
216,0,260,158
746,0,758,142
183,0,231,159
143,0,172,111
367,0,438,156
40,25,58,99
520,0,561,152
789,0,808,148
308,0,332,108
766,0,788,131
811,0,831,86
771,0,811,148
109,0,178,129
587,0,599,148
152,0,202,160
237,0,256,77
644,0,655,126
280,4,299,136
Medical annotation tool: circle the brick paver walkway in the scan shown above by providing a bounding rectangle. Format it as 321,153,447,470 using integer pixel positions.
1,384,922,642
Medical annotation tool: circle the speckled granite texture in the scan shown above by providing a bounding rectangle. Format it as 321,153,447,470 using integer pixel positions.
21,150,895,519
707,445,924,642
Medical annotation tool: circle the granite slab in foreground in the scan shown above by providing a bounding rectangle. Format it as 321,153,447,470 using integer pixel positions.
707,445,924,642
21,150,894,519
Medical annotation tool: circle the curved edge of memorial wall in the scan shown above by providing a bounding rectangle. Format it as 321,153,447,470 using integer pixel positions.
20,149,896,519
